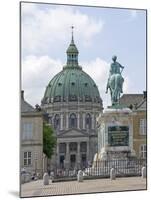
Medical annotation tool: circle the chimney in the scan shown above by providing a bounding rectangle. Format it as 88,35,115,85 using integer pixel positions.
143,91,147,99
21,90,24,100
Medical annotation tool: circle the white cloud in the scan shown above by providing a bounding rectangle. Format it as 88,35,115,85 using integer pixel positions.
22,55,62,106
123,75,135,93
22,3,104,55
82,57,109,93
82,58,110,108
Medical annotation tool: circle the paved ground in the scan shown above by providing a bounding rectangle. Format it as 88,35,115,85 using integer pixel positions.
21,177,147,197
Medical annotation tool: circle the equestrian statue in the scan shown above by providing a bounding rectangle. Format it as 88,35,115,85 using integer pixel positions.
106,55,124,106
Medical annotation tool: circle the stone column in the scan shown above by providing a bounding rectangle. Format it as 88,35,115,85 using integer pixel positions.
83,113,85,129
87,141,90,166
66,113,69,130
92,113,95,129
77,142,81,169
65,142,70,169
60,113,63,130
56,143,60,168
77,113,80,129
129,116,133,150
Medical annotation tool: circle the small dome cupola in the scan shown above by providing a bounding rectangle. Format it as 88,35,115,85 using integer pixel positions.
66,26,79,66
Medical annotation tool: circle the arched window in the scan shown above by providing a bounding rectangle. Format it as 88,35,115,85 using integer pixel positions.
54,114,60,129
85,113,92,129
69,113,77,128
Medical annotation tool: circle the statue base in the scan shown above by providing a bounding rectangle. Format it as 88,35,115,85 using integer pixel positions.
93,106,136,165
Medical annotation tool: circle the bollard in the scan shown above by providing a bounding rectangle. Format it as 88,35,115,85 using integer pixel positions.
77,170,83,182
50,171,54,182
110,168,116,180
142,167,146,178
43,173,49,185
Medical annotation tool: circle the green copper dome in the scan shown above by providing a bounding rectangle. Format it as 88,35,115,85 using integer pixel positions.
42,30,101,104
42,67,101,104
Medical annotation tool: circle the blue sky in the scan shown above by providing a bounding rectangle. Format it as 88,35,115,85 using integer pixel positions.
22,2,146,107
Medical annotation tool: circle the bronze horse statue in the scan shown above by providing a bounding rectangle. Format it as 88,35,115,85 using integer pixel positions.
106,56,124,105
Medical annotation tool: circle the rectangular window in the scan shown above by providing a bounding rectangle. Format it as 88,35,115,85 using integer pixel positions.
140,144,147,159
139,119,146,135
69,142,77,152
80,142,87,152
59,143,66,153
22,123,33,140
23,151,32,166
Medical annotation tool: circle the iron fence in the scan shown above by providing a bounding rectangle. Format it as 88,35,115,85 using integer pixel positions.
85,159,146,178
53,159,146,181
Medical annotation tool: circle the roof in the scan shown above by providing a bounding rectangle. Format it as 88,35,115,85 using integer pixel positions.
21,93,35,113
119,94,144,107
136,98,147,111
119,93,146,111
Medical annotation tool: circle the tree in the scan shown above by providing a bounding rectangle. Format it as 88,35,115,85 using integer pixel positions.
43,123,56,159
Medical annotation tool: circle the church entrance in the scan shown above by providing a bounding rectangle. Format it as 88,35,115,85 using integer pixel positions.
70,154,76,169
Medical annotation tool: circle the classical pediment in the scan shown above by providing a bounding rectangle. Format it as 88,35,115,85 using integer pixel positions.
58,129,88,138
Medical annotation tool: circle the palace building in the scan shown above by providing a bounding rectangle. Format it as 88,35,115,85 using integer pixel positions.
120,92,147,158
21,91,43,178
41,30,103,170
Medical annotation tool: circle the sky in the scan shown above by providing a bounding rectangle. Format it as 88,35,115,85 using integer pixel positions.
21,2,146,108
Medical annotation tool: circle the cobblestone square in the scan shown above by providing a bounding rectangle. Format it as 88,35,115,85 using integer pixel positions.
21,177,147,197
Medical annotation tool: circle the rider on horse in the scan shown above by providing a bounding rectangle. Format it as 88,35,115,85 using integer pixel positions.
106,55,124,105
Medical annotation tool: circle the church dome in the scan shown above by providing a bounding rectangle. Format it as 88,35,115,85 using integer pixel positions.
42,29,101,105
42,67,101,104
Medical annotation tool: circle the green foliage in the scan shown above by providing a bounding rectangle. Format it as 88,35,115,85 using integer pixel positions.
43,123,56,159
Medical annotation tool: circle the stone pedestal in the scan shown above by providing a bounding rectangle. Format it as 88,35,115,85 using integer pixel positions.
97,107,136,161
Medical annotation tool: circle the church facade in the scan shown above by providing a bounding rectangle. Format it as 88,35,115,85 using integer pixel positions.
41,31,103,170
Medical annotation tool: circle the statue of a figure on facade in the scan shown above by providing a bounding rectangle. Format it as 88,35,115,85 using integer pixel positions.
106,55,124,105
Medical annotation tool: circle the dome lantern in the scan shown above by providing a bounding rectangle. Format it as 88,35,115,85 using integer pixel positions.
66,26,79,67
